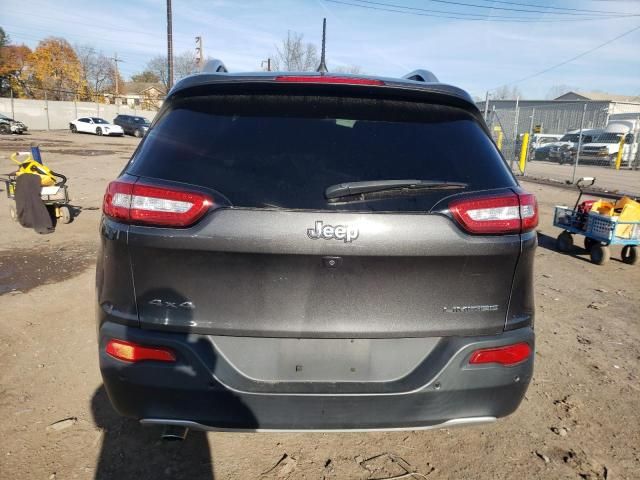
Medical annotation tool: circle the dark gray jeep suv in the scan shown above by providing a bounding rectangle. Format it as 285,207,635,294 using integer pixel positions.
97,67,537,432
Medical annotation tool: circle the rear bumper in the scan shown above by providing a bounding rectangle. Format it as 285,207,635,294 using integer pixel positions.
99,321,534,430
580,154,613,162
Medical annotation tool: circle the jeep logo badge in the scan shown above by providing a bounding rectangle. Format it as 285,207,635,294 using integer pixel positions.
307,221,359,243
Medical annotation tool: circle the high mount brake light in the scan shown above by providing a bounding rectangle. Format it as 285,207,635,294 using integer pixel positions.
469,342,531,366
103,180,214,227
449,192,538,235
106,339,176,363
275,75,385,86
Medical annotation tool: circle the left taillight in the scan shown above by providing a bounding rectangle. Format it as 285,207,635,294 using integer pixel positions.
103,180,214,227
105,339,176,363
449,192,538,235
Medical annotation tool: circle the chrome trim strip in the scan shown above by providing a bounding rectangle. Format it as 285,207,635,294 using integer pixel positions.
140,416,496,433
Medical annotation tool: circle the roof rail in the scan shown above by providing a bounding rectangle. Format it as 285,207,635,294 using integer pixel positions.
201,59,228,74
403,70,439,83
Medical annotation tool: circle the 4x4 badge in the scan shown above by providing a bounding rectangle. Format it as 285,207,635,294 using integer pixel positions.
148,299,195,310
307,221,359,243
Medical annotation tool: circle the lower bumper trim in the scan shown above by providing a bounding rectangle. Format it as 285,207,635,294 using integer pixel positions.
140,416,496,433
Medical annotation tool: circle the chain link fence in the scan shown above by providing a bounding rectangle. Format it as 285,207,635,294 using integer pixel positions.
484,100,640,196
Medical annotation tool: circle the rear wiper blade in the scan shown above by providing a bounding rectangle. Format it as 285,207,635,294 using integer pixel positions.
325,179,468,200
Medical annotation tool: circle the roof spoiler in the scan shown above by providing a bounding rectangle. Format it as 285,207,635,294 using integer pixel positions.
403,70,439,83
198,60,440,84
201,59,228,74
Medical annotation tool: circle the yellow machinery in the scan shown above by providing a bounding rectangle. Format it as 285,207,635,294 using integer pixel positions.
10,152,58,186
3,150,73,224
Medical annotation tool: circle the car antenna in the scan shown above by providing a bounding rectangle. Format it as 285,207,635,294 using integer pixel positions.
317,18,328,74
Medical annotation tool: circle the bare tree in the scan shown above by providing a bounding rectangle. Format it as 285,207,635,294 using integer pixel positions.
333,65,363,74
146,56,168,88
271,31,319,72
146,51,198,90
545,84,578,100
131,71,161,83
75,45,113,99
494,85,524,100
174,51,199,80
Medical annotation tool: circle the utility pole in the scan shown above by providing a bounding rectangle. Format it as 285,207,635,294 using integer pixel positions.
483,91,490,120
167,0,174,89
571,103,588,183
195,36,204,68
261,59,271,71
112,53,124,98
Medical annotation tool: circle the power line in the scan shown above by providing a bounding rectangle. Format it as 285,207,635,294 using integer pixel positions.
338,0,612,20
494,24,640,88
3,29,152,78
2,9,164,39
362,0,637,16
3,26,165,51
324,0,629,22
471,0,633,15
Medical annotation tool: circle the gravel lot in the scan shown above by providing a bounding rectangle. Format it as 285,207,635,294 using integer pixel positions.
520,160,640,197
0,131,638,480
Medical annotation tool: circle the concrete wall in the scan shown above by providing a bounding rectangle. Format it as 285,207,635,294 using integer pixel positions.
0,97,159,131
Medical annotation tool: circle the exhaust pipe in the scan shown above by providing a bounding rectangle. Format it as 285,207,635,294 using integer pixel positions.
161,425,189,441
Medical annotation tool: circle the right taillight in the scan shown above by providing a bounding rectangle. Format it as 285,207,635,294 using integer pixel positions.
103,179,214,227
449,192,538,235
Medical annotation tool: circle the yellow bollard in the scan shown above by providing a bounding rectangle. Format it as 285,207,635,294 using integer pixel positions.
519,133,530,173
615,134,625,170
497,131,504,151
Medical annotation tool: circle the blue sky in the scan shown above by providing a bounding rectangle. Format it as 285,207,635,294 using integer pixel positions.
2,0,639,99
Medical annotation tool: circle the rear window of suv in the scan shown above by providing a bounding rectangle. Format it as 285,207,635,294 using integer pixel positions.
128,94,516,211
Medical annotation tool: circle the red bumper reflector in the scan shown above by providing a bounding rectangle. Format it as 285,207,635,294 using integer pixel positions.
106,339,176,363
469,342,531,366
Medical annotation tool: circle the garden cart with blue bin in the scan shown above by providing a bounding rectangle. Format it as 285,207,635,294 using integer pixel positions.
554,177,640,265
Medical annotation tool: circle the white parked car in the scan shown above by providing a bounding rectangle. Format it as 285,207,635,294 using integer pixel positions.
69,117,124,136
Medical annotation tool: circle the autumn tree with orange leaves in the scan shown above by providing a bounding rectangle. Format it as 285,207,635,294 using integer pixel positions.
1,30,135,101
29,37,84,100
0,44,34,97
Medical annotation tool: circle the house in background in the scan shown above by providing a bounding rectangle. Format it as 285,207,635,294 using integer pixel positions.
553,91,640,103
119,82,166,110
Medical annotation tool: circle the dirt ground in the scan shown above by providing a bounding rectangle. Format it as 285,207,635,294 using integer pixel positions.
0,131,638,480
